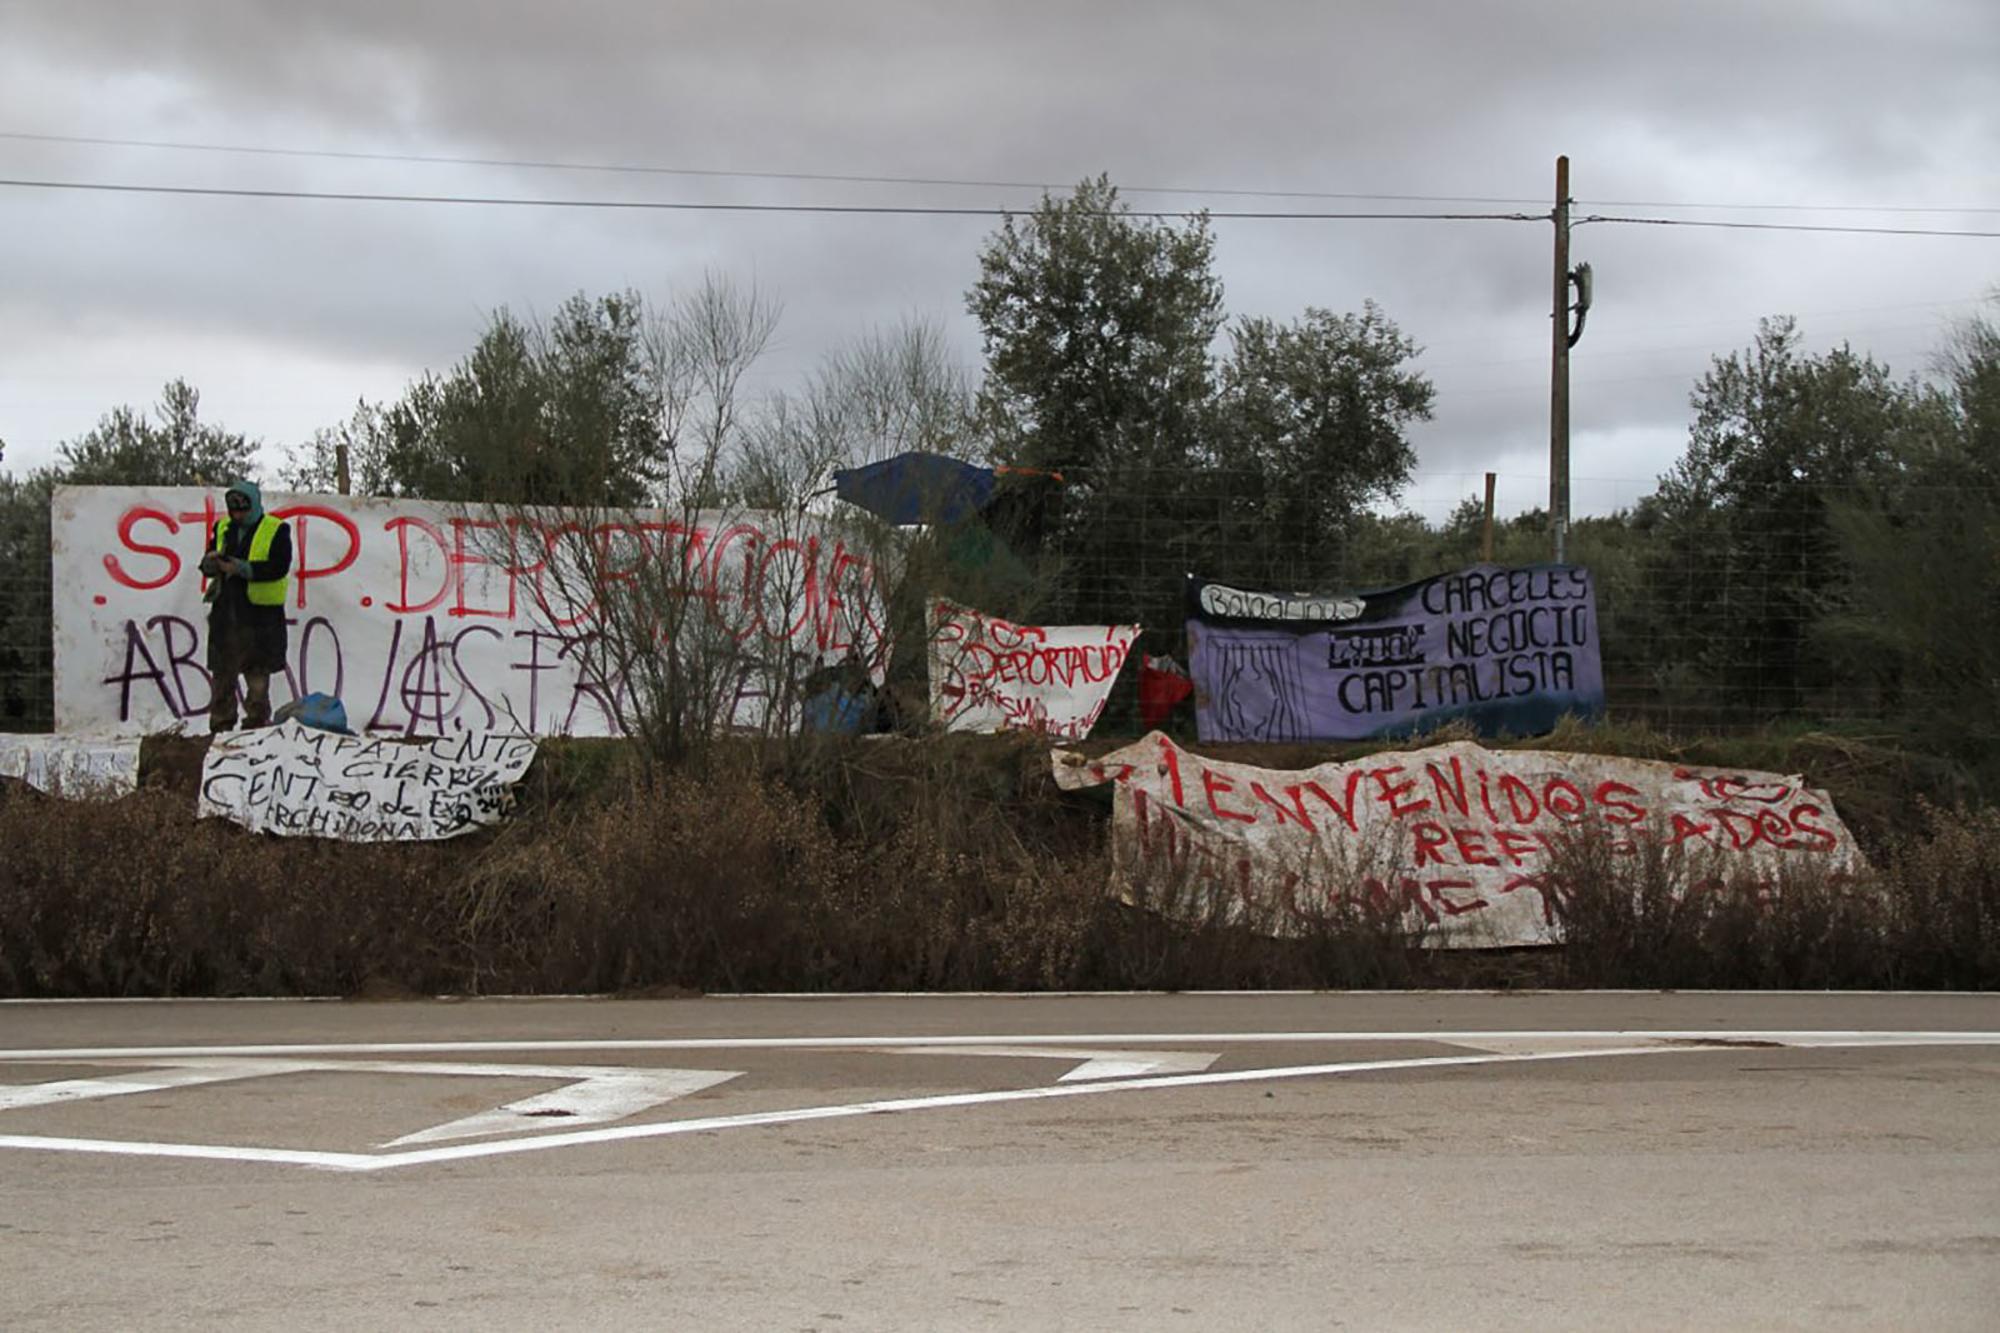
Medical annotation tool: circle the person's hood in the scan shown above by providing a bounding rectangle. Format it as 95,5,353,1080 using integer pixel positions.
225,479,264,524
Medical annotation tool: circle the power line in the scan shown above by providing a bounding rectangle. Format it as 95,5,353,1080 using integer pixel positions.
0,176,1545,222
12,129,1994,215
1581,198,1999,216
8,175,1993,238
1579,213,2000,239
0,130,1550,207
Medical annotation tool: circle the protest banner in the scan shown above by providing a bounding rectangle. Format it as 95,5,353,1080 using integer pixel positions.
1186,565,1605,742
928,600,1139,740
0,734,140,798
198,721,538,841
51,486,891,737
1053,731,1865,948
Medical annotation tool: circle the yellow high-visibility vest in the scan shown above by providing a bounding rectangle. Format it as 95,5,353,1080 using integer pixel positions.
213,514,288,607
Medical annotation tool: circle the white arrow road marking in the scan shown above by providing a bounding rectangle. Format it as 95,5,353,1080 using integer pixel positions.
0,1060,317,1111
0,1057,740,1147
382,1066,741,1146
881,1045,1220,1081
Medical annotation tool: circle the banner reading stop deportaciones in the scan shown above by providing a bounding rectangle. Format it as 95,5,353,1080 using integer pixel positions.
52,485,891,737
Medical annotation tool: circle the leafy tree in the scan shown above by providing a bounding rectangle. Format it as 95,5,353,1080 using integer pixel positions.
375,292,667,507
969,175,1222,478
1643,317,1955,716
1,382,258,731
0,468,59,728
283,400,395,496
56,379,256,486
1208,303,1434,586
967,176,1223,625
1819,301,2000,775
966,176,1430,630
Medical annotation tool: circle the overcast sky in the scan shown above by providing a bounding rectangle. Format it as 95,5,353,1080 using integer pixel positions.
2,0,1994,522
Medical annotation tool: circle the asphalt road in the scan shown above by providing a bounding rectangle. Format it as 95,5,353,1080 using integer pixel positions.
3,991,1997,1330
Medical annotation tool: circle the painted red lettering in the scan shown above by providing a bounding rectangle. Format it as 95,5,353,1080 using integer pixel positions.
1592,780,1646,825
1499,774,1540,823
1426,757,1470,818
1412,821,1452,867
107,506,181,590
272,504,360,609
1250,781,1314,830
1787,803,1839,852
1292,774,1365,833
1494,828,1541,866
385,516,451,614
1450,827,1501,867
1373,765,1430,818
1202,766,1256,824
1542,778,1588,824
1426,877,1489,916
449,517,513,619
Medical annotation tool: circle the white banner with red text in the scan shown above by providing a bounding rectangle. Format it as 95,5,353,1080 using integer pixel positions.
52,485,891,737
1052,732,1866,948
928,600,1138,740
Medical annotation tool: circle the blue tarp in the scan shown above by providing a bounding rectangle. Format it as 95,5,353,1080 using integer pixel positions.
831,451,995,526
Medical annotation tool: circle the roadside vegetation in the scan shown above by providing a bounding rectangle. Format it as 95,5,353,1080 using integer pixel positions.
3,723,1994,998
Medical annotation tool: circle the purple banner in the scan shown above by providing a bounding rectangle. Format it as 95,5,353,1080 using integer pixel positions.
1188,564,1604,742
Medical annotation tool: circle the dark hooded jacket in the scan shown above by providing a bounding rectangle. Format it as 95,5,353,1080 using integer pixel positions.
205,480,292,674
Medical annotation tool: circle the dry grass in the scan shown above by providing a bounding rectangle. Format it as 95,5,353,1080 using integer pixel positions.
2,733,1994,997
1546,803,2000,989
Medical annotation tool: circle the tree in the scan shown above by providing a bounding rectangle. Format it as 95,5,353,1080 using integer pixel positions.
0,468,59,728
966,176,1432,632
1208,303,1433,586
1819,300,2000,774
372,291,668,507
283,400,395,496
970,175,1223,476
1644,316,1956,716
967,176,1223,626
1,382,259,731
56,379,256,486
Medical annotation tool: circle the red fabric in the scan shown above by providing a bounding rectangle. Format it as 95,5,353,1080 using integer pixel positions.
1138,657,1194,728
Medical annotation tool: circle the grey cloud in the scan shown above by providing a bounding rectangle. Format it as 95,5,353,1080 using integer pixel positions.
1,0,1993,497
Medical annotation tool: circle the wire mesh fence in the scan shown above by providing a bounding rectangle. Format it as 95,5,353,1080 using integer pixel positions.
2,469,1992,742
1014,467,1995,738
0,484,54,733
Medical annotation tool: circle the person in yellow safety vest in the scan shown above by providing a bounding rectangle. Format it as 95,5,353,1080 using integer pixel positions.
199,479,292,732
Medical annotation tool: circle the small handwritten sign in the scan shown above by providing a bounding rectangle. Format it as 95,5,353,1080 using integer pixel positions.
928,600,1139,740
199,722,538,841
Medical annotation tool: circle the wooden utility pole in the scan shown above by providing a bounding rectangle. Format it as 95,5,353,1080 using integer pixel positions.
335,440,351,496
1481,471,1497,562
1549,154,1571,564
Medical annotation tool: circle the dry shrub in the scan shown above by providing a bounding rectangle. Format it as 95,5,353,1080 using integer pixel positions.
1548,807,2000,989
5,750,1996,997
0,783,453,996
1876,802,2000,989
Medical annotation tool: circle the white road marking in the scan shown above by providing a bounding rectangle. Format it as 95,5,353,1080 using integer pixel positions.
0,1057,742,1148
0,1061,315,1111
382,1066,740,1146
0,1032,1992,1173
880,1045,1221,1080
2,1030,1998,1062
